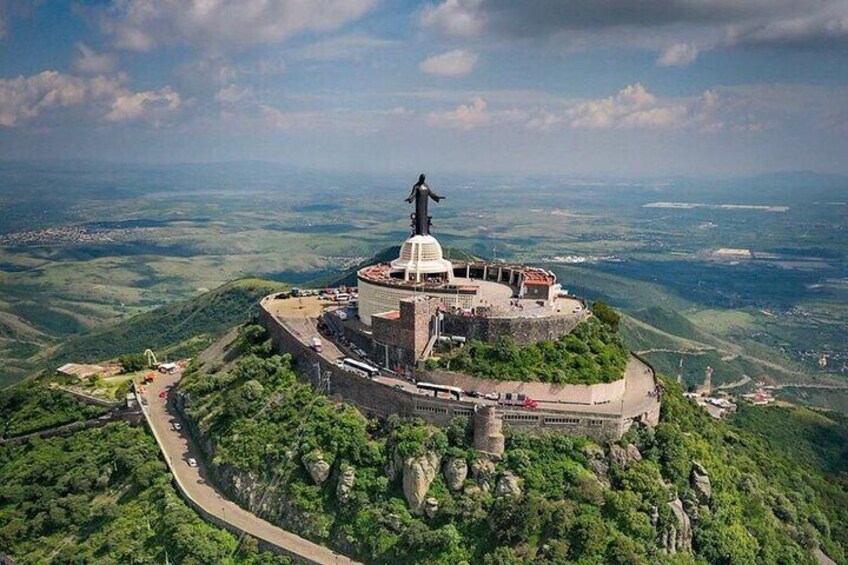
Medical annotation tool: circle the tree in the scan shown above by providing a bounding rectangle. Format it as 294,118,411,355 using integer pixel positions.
118,353,146,373
592,300,620,331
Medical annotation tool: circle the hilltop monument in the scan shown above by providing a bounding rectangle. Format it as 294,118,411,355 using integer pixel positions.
405,173,445,236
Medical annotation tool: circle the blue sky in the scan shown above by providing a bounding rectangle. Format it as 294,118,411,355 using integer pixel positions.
1,0,847,175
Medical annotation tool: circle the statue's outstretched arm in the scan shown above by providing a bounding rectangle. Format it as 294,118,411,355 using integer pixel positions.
405,185,416,203
429,188,445,202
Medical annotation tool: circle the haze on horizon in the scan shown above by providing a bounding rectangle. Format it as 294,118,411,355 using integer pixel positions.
1,0,847,177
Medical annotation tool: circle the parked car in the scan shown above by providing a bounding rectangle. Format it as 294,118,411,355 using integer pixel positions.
467,390,482,398
159,391,168,398
187,457,198,467
483,392,499,401
172,422,182,431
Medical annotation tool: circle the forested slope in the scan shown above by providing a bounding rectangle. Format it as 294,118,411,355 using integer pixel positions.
173,324,848,564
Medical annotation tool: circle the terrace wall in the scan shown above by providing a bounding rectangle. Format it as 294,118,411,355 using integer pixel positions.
442,310,586,345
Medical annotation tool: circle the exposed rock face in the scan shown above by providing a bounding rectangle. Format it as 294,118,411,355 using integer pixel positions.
336,466,355,503
495,472,522,498
661,497,693,554
302,451,331,485
609,443,642,469
471,458,495,492
691,462,712,504
582,444,610,481
402,452,441,515
424,497,439,519
444,458,468,491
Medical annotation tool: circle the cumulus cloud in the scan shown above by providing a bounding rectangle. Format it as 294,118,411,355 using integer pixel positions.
658,42,699,66
420,0,485,37
419,49,478,76
426,97,490,129
106,86,180,122
425,96,525,130
100,0,377,51
74,43,118,74
0,70,179,126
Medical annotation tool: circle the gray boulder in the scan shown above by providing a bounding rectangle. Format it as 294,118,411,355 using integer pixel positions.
495,472,522,498
402,452,441,515
336,466,355,503
609,443,643,469
691,462,712,504
302,451,331,485
424,497,439,519
444,458,468,491
661,497,693,554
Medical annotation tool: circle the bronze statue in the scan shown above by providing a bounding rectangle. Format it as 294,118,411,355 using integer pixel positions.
406,173,445,236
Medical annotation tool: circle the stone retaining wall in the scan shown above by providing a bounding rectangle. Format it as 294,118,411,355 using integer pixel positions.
442,310,587,346
420,368,626,405
259,303,642,442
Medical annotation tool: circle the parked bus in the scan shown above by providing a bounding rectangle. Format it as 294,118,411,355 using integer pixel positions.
342,357,379,377
416,382,463,401
498,393,538,409
334,292,351,302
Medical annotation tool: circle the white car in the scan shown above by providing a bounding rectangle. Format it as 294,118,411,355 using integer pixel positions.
187,457,198,468
484,392,499,401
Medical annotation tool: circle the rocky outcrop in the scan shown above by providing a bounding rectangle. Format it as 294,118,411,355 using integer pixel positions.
471,458,495,492
402,452,441,515
495,472,522,498
302,451,331,485
443,458,468,491
424,497,439,519
582,444,610,482
609,443,642,469
336,466,355,503
691,462,712,504
661,497,693,554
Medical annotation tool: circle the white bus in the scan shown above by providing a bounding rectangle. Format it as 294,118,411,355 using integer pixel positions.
342,357,379,377
334,293,351,302
416,382,462,401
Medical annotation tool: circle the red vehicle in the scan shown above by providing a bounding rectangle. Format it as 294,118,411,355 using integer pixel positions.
144,373,155,383
498,393,538,409
159,391,168,399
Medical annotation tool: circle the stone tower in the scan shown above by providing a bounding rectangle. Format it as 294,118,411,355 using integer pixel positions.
473,405,505,459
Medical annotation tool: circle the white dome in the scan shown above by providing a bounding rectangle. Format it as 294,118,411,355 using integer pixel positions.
390,235,453,282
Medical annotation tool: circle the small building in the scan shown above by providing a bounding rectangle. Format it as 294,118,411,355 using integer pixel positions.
158,362,179,374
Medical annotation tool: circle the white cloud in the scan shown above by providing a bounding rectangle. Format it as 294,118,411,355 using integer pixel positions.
74,43,118,74
657,42,699,67
566,83,692,129
426,97,489,129
0,70,180,127
214,84,253,104
106,86,180,122
419,49,478,77
420,0,484,37
101,0,377,51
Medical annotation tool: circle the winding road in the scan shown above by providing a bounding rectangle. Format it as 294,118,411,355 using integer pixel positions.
138,371,360,565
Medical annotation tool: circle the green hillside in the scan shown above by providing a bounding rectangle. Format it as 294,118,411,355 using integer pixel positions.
171,324,848,564
630,307,710,343
35,278,286,375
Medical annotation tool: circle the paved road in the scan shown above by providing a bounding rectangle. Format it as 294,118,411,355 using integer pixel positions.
270,296,660,419
140,372,360,565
